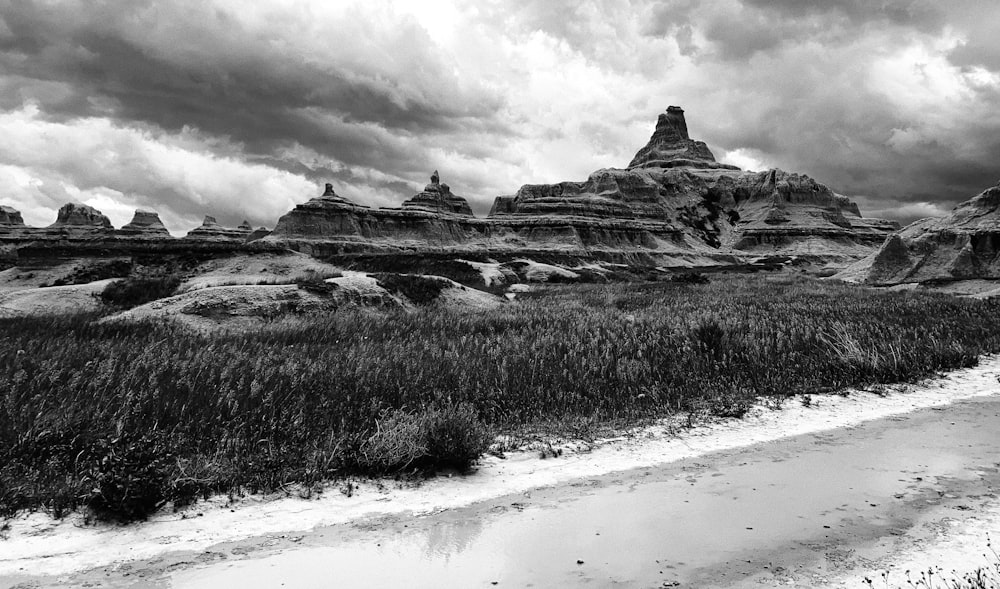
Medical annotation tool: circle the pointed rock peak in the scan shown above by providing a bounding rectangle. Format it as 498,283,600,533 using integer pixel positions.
52,203,112,228
238,220,252,230
315,182,357,206
424,170,446,193
403,171,474,216
656,106,691,143
628,107,738,170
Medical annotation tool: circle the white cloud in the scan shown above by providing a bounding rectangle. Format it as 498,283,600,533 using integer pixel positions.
0,105,314,232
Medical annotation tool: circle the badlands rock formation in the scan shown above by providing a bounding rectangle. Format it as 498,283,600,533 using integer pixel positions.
0,206,24,230
628,106,739,170
184,216,254,242
49,203,112,232
487,106,896,262
118,210,171,238
839,182,1000,285
0,107,899,270
401,172,475,216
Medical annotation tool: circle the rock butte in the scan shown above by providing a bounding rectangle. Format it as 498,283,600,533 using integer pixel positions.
1,108,901,269
839,181,1000,285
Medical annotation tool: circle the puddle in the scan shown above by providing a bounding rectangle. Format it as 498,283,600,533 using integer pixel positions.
170,396,1000,588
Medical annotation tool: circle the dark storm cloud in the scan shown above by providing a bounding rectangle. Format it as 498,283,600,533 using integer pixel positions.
1,0,999,230
0,1,509,191
741,0,946,32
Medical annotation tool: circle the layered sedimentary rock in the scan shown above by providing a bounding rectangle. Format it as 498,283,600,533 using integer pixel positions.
118,210,170,238
724,169,899,257
487,108,896,262
401,172,474,216
267,180,486,254
628,106,739,171
184,216,253,242
0,107,902,269
0,206,25,232
839,182,1000,284
50,203,112,230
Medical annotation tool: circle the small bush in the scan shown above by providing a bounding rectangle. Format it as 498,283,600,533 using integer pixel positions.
670,272,710,284
99,275,181,308
359,403,491,472
375,273,448,305
82,434,173,521
295,269,340,295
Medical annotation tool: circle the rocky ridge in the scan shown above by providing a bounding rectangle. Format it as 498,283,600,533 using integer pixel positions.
1,107,899,270
184,216,254,242
838,181,1000,285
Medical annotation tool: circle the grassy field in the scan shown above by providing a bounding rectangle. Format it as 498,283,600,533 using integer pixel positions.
3,274,1000,521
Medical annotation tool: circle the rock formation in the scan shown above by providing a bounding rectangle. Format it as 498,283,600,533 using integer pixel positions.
628,106,739,171
0,206,24,230
488,108,896,262
267,179,482,253
839,181,1000,284
725,169,899,255
118,210,171,238
49,203,112,230
0,107,902,270
401,171,475,216
184,216,252,242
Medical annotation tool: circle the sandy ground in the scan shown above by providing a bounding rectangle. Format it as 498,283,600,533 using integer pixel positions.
177,253,343,293
0,278,114,317
2,356,1000,587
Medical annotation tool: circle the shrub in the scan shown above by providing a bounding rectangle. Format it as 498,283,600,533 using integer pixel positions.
375,273,448,305
359,403,491,473
99,275,181,308
82,434,174,521
295,269,340,295
670,272,710,284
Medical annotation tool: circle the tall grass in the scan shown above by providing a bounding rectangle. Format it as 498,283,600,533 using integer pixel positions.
2,275,1000,521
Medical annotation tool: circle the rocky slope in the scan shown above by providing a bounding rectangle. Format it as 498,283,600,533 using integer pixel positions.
838,181,1000,285
488,106,897,264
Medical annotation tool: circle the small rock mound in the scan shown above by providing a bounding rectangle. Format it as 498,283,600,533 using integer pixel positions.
118,210,170,237
401,171,475,216
0,205,24,228
50,203,112,228
184,215,252,241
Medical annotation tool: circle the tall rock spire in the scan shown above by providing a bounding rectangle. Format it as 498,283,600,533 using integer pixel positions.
628,106,738,170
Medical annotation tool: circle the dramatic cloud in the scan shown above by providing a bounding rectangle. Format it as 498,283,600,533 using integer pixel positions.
0,0,998,231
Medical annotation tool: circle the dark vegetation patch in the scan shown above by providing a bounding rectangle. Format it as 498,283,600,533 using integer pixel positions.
3,275,1000,521
50,259,133,286
99,275,182,309
375,273,448,304
294,269,342,295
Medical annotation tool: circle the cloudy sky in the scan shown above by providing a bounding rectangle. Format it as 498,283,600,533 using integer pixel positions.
1,0,998,233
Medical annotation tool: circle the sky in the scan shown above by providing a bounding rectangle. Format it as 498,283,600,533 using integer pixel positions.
1,0,998,233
